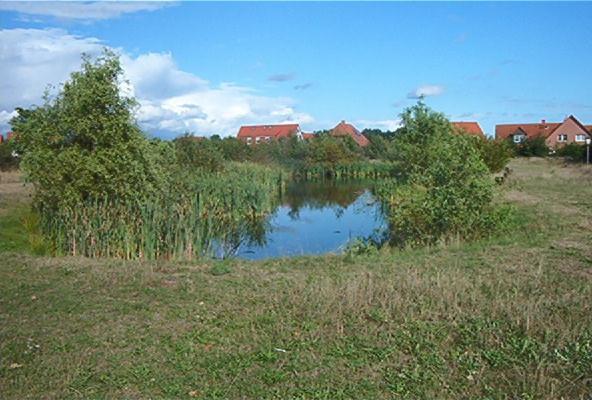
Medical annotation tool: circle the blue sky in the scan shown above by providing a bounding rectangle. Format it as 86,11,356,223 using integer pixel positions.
1,2,591,138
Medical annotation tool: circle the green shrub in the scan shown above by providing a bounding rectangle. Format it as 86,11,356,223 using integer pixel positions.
376,102,507,248
513,136,549,157
11,50,168,211
555,143,586,162
471,137,513,173
174,135,224,172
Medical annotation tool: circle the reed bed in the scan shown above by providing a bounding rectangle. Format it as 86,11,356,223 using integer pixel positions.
294,161,398,180
39,163,283,260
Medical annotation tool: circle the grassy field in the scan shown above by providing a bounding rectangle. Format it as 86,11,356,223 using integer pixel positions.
0,158,591,399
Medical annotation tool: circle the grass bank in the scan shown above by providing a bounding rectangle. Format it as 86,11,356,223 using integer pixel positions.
0,158,591,399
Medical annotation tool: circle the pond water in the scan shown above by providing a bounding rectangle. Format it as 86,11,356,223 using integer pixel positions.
232,180,388,260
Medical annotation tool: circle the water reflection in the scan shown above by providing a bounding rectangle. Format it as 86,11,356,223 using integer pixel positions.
224,180,387,260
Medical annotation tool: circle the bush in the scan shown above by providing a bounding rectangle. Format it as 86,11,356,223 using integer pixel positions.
174,135,224,172
555,143,586,162
216,137,252,162
471,137,513,173
513,136,549,157
10,50,168,211
376,102,506,248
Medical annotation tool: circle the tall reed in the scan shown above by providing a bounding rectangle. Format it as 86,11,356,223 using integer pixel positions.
39,163,283,260
294,161,398,181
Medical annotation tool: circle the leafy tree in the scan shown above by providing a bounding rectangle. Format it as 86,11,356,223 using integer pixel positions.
216,137,251,162
555,143,586,162
363,134,391,160
376,101,505,247
306,134,360,166
11,49,167,210
174,134,224,172
387,100,455,177
471,137,513,173
513,136,549,157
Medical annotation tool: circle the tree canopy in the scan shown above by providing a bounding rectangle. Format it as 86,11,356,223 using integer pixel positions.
11,50,167,209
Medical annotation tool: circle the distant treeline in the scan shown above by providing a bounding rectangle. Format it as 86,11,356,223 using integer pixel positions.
170,124,514,178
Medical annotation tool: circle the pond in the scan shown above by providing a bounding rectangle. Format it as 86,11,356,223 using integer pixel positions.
229,180,388,260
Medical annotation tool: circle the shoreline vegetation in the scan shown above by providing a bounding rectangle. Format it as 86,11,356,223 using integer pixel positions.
6,51,515,260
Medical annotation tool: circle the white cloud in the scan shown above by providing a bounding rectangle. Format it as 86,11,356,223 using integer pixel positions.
0,110,18,130
355,119,402,132
0,28,103,113
0,1,171,21
407,84,444,99
0,28,314,137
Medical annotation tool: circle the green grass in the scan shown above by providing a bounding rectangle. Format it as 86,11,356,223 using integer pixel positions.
0,204,30,252
0,159,591,399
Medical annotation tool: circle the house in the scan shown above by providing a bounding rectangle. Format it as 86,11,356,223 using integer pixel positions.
0,133,3,144
451,122,486,139
330,121,370,147
237,124,303,145
495,116,591,147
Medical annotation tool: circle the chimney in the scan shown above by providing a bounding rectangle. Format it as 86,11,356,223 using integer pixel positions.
341,120,345,124
541,119,546,125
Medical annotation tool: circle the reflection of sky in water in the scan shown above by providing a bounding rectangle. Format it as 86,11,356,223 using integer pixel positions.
237,190,386,260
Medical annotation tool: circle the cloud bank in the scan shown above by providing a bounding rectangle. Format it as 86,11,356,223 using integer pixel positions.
0,1,171,21
407,84,444,99
0,28,314,137
355,119,402,132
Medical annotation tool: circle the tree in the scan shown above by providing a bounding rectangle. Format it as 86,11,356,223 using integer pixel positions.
513,136,549,157
376,101,503,247
11,49,167,210
471,137,513,173
174,134,224,172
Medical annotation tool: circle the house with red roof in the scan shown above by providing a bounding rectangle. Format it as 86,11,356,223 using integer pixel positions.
495,115,591,147
451,122,485,139
237,124,304,145
330,121,370,147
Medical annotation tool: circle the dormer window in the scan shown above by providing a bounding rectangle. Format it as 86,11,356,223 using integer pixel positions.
513,134,525,143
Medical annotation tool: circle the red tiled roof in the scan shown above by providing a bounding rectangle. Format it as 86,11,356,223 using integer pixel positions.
495,121,561,141
302,133,315,140
237,124,300,139
585,125,592,133
330,121,370,147
451,122,485,138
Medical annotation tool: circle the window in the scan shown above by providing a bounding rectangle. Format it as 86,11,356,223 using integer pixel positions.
255,137,261,144
558,134,568,142
575,134,586,142
246,137,252,145
265,136,271,142
513,134,525,143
